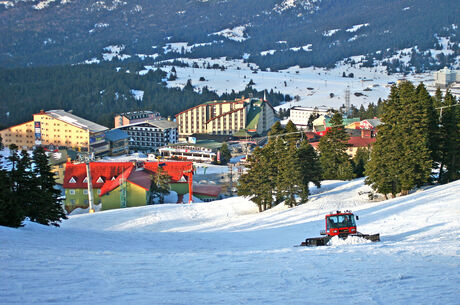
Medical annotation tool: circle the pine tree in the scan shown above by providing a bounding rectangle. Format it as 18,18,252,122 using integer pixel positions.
30,147,67,226
352,147,370,178
149,167,172,204
365,82,433,197
438,91,460,183
219,143,232,165
237,147,274,212
318,113,354,180
268,121,284,136
297,139,322,203
284,120,301,145
0,141,26,227
365,86,402,198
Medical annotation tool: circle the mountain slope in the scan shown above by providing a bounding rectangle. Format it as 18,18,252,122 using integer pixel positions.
1,0,458,70
1,178,459,304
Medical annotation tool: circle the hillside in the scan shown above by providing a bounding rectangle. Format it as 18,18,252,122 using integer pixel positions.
1,0,458,71
1,178,459,304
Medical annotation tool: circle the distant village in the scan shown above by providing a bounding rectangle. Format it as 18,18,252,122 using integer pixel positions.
1,67,459,214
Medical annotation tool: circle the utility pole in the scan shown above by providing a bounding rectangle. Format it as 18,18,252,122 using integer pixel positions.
85,160,95,213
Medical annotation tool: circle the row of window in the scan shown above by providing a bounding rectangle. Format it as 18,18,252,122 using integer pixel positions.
68,189,102,195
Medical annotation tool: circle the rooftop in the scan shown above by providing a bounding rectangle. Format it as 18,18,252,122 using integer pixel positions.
44,110,108,133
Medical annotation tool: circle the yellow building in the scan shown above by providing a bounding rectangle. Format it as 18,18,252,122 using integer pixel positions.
0,121,35,149
32,110,109,155
1,110,110,155
176,97,276,137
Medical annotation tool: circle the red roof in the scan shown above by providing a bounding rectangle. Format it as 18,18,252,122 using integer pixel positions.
63,162,134,189
348,137,376,147
144,161,193,182
193,184,222,197
99,165,135,196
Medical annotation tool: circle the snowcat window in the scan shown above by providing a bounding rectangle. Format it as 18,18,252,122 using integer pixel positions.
327,215,356,229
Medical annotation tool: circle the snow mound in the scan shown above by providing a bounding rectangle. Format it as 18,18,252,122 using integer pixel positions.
327,235,372,246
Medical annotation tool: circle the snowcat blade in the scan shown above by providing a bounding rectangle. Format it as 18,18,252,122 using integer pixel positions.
299,236,331,247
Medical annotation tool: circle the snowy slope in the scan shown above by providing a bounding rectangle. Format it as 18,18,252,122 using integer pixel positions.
1,179,459,304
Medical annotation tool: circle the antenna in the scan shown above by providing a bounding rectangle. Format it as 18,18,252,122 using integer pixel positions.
345,86,350,116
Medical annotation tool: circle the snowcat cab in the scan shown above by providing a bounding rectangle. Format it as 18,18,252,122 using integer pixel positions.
300,210,380,246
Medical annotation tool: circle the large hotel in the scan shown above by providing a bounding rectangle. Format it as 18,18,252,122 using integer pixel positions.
1,110,109,155
175,97,276,137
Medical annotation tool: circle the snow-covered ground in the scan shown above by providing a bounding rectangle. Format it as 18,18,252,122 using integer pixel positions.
149,58,434,111
1,178,459,304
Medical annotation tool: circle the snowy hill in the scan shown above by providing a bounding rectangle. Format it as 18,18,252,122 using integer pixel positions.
1,178,459,304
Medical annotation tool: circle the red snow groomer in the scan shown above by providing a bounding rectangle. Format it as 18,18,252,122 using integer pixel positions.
300,210,380,246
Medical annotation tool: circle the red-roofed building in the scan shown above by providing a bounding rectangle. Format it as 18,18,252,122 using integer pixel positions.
64,161,196,212
63,162,133,212
310,133,376,158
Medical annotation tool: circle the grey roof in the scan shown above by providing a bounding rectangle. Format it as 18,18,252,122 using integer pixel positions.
114,119,178,130
105,129,129,142
364,118,382,127
46,110,108,133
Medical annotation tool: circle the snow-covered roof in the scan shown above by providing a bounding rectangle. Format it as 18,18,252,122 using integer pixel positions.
44,110,108,133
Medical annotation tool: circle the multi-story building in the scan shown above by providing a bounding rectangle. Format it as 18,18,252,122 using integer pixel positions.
1,110,110,155
0,121,35,149
104,129,130,156
114,110,162,128
434,67,460,88
114,119,178,152
175,97,276,137
32,110,109,156
288,106,332,130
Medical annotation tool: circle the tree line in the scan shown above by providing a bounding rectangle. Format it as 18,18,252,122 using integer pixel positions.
365,83,460,198
237,81,459,211
0,140,67,228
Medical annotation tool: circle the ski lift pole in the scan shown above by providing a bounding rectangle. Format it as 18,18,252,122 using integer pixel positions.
85,160,95,213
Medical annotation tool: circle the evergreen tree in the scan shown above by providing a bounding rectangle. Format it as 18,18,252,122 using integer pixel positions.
0,142,26,227
237,147,274,212
277,141,303,207
30,147,67,226
318,113,354,180
297,139,322,203
438,91,460,183
218,143,232,165
268,121,284,136
284,120,301,145
149,167,172,204
365,82,433,197
352,147,370,178
365,86,402,198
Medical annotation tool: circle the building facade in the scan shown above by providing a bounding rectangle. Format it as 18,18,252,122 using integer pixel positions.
0,121,35,149
288,106,331,130
434,67,460,88
176,97,276,137
1,110,110,155
114,120,178,152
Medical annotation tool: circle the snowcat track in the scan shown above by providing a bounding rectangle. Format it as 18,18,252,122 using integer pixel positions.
298,233,380,247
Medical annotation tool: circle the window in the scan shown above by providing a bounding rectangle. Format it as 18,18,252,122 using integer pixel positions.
97,189,101,195
83,190,88,195
70,199,76,205
83,177,88,183
69,190,75,195
69,177,77,183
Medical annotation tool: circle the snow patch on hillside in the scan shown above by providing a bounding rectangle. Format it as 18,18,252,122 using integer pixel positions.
346,23,370,32
211,25,249,42
274,0,321,13
323,28,340,36
102,45,131,61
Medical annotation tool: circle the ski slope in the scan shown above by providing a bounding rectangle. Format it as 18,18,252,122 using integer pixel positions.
1,179,459,304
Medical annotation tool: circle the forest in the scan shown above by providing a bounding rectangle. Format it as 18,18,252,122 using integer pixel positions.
0,62,289,129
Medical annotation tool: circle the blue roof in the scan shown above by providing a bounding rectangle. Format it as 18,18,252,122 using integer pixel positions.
105,129,129,142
